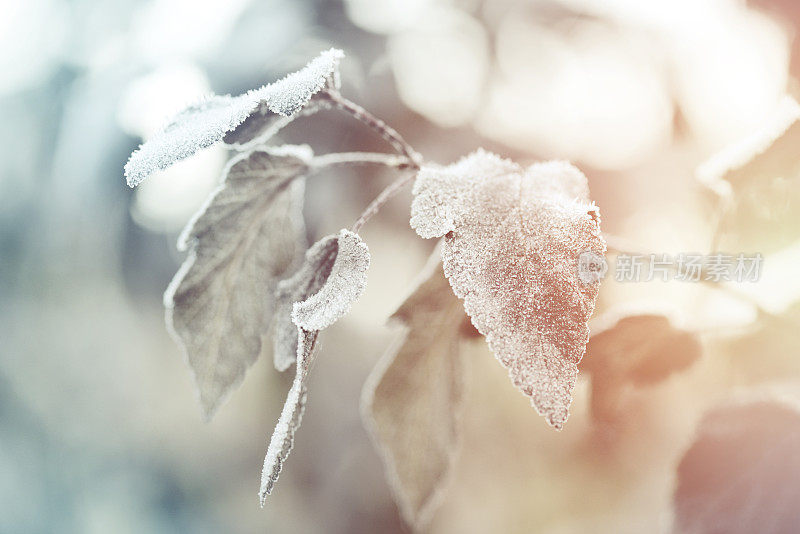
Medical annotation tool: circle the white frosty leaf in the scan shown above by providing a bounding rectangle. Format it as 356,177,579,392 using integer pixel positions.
362,251,468,530
164,145,310,418
674,398,800,534
260,230,370,500
124,48,343,187
223,48,343,148
410,149,605,429
581,311,702,423
260,328,316,503
271,229,370,371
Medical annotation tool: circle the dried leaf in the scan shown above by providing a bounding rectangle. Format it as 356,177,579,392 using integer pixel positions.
270,229,371,371
581,312,702,423
674,398,800,534
362,251,468,530
410,149,605,429
124,48,343,187
260,229,370,502
697,96,800,253
164,146,310,418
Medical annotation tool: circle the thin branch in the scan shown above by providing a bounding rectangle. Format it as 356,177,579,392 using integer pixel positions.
352,170,416,233
310,151,413,170
321,89,423,168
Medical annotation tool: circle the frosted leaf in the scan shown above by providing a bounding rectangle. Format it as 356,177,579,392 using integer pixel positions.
164,146,310,418
260,328,316,503
362,251,468,530
580,311,701,423
674,398,800,534
270,229,370,371
224,48,343,148
124,48,343,187
260,230,369,501
697,96,800,253
410,149,605,429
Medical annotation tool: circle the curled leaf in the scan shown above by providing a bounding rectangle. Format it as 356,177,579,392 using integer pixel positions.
270,229,371,371
581,311,702,423
124,48,343,187
674,397,800,534
362,251,468,530
260,229,370,501
411,149,605,429
164,145,309,418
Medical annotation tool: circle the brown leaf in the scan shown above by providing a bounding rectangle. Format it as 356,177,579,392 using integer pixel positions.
164,146,309,418
410,149,605,429
362,251,468,530
674,397,800,534
581,312,702,423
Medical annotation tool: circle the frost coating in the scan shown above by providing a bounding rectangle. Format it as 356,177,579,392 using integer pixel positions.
261,230,370,501
260,329,316,503
164,146,310,418
410,149,605,429
361,251,467,530
271,229,370,371
124,49,344,187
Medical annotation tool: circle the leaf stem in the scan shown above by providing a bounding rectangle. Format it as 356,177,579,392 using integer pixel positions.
310,151,413,170
352,170,416,233
322,89,423,169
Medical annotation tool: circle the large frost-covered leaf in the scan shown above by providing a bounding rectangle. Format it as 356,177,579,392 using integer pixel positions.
410,149,605,429
124,48,343,187
674,398,800,534
362,252,468,530
697,96,800,253
260,229,370,502
164,146,310,418
581,311,702,423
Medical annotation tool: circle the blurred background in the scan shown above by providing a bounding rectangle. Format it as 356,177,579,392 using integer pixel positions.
3,0,800,532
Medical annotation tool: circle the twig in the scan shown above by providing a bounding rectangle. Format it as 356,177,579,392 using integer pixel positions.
321,89,423,168
310,151,413,170
352,170,416,233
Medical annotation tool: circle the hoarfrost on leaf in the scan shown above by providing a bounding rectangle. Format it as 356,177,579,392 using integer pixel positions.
581,311,702,423
362,250,468,530
261,229,370,501
124,49,344,187
164,146,310,419
410,149,605,429
270,229,371,371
